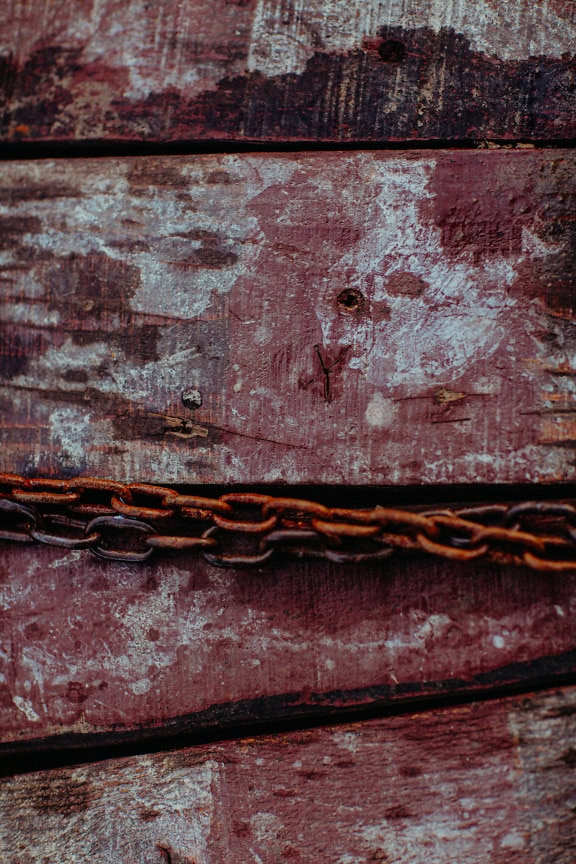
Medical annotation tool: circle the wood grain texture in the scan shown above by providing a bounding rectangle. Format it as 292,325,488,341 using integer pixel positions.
1,687,575,862
1,150,576,484
1,0,575,143
1,539,574,749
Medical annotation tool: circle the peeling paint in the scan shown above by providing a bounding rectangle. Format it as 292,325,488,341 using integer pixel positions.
2,690,575,861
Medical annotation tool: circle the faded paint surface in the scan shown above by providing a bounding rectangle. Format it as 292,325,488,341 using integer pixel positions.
0,540,574,746
1,151,575,484
248,0,576,74
1,688,575,861
1,0,575,141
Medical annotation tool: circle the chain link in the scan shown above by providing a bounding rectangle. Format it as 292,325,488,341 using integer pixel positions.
1,473,576,570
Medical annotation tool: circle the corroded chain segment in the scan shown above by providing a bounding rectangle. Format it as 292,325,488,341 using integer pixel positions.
1,474,576,570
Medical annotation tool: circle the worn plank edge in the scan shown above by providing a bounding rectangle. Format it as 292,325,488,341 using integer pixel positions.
2,649,575,777
2,687,574,864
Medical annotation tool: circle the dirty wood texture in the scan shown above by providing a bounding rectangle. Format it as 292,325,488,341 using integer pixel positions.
1,150,576,485
1,0,576,143
1,538,575,751
1,687,575,862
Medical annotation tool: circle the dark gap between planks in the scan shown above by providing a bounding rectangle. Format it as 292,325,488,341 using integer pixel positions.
25,481,573,510
1,138,576,161
2,655,575,779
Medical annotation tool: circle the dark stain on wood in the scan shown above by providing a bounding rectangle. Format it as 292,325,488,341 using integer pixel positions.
0,330,35,379
0,217,42,249
385,272,429,297
46,253,142,334
560,747,576,766
0,184,79,203
28,775,93,815
127,162,187,190
1,27,575,143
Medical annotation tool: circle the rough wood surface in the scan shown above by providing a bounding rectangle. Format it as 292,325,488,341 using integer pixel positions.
1,539,574,749
1,687,575,862
1,0,575,143
1,150,576,484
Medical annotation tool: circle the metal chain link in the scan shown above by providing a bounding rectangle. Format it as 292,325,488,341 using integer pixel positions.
1,473,576,570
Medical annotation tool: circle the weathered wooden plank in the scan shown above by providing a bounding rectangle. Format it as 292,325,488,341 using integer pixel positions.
1,539,574,749
1,687,574,861
1,0,575,143
1,150,575,484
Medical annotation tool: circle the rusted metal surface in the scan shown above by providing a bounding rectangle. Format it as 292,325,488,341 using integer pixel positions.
4,474,576,569
1,0,575,143
1,150,576,485
1,687,575,861
1,537,574,748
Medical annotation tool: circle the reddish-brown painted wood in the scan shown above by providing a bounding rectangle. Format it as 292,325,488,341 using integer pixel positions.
1,0,575,143
1,150,575,485
1,687,575,862
1,540,574,749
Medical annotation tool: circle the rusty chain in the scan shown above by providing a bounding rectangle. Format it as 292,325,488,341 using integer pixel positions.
1,473,576,570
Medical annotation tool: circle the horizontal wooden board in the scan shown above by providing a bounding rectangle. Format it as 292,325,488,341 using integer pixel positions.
1,687,575,862
1,150,576,485
1,540,575,750
1,0,575,143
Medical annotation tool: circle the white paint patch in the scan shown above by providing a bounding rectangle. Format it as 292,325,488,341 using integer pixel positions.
333,731,360,754
314,154,519,389
48,550,84,570
12,695,40,722
363,813,494,861
130,678,152,695
501,831,526,849
365,392,397,429
48,406,99,471
250,812,286,843
492,635,505,649
416,614,452,641
233,362,243,393
249,0,576,77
